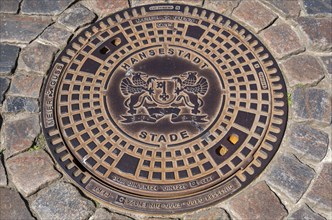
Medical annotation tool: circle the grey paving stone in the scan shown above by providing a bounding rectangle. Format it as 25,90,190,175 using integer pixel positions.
168,0,203,5
297,17,332,51
3,96,39,113
183,208,230,220
320,56,332,75
307,163,332,212
0,44,20,75
289,123,328,162
204,0,241,15
266,154,315,203
0,77,10,104
0,154,7,187
57,4,96,32
266,0,301,18
261,20,303,59
229,181,287,220
232,0,278,33
131,0,203,6
9,73,44,98
292,88,331,123
89,208,133,220
303,0,332,14
282,55,325,87
6,150,61,197
144,218,179,220
17,41,58,74
0,0,21,13
0,14,52,44
131,0,167,6
81,0,128,18
21,0,75,15
288,204,325,220
0,188,34,220
31,181,96,220
2,114,40,157
39,25,72,48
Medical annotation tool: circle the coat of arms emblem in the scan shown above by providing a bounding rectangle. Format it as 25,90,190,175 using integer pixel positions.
120,71,209,123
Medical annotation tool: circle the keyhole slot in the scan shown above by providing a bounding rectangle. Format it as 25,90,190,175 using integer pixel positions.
100,46,110,54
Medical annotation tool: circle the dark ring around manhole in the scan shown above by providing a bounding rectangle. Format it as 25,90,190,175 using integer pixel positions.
41,3,288,214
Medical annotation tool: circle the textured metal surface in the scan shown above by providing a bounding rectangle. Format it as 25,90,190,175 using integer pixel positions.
42,4,288,214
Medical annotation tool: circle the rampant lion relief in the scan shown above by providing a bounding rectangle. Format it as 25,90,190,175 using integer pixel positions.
120,71,209,123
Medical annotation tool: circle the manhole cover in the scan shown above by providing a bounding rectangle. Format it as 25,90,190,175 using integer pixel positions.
42,4,287,214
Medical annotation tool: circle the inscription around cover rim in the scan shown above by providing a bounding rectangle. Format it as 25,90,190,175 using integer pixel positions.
41,3,288,214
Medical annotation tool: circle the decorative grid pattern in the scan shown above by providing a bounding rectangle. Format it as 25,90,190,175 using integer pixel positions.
57,12,275,188
43,4,287,206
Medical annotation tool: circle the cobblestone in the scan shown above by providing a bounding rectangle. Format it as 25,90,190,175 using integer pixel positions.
8,73,43,98
168,0,203,6
265,0,301,18
288,205,325,220
144,218,179,220
307,163,332,212
144,218,178,220
183,208,230,220
131,0,203,7
89,208,133,220
131,0,167,6
0,77,10,104
39,25,73,48
266,154,315,203
58,4,96,32
0,154,7,186
31,181,96,220
320,56,332,75
0,14,52,43
261,20,303,59
81,0,129,18
229,181,287,220
297,17,332,51
281,55,325,87
0,0,21,14
288,123,328,162
6,150,61,197
232,0,278,33
0,44,20,75
17,41,58,74
204,0,241,15
21,0,75,15
3,96,39,113
303,0,332,15
292,88,331,123
9,72,44,98
0,188,34,220
1,114,40,157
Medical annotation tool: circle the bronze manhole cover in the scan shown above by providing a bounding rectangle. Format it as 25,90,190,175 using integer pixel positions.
42,4,287,214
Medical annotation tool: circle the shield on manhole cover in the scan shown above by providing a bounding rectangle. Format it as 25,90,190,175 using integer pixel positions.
42,4,288,214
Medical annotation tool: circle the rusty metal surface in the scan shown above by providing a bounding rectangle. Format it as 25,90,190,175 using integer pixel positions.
41,4,288,214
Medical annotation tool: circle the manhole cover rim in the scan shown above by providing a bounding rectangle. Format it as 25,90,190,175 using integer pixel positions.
41,3,288,214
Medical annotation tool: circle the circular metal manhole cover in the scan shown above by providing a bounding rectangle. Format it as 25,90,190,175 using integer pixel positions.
42,4,287,214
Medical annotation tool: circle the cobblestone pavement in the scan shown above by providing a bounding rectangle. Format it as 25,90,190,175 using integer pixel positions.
0,0,331,219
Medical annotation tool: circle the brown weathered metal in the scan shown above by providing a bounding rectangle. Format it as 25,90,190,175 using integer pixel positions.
41,4,288,214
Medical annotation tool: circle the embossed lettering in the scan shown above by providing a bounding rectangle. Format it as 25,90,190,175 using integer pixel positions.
138,131,190,143
139,131,147,139
180,130,189,139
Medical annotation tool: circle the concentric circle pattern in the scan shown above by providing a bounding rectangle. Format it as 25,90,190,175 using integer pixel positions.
42,4,287,214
